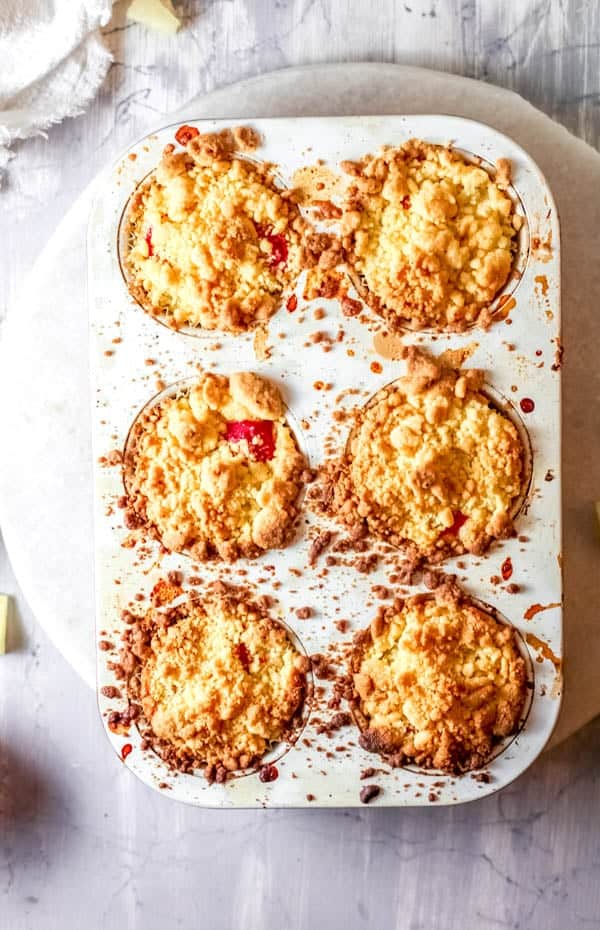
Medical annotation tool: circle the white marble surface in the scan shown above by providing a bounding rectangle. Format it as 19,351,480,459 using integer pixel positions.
2,2,600,928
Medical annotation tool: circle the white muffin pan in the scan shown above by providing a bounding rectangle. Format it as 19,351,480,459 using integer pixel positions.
89,115,562,807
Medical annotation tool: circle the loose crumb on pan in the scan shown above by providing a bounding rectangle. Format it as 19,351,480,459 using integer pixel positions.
124,371,306,561
340,139,519,332
116,587,309,779
122,127,338,332
350,588,527,773
359,784,382,804
309,347,525,562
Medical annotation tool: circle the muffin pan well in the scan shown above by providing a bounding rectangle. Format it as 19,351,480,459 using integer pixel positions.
341,141,529,334
117,153,310,337
89,115,561,807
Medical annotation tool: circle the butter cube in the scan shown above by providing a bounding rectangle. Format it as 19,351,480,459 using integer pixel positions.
127,0,181,34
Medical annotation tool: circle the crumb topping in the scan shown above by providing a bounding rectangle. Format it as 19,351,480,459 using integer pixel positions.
124,371,306,561
341,140,518,331
311,348,524,560
351,591,527,773
123,129,323,332
121,590,308,775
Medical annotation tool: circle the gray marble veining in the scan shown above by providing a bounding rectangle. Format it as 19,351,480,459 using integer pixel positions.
2,2,600,928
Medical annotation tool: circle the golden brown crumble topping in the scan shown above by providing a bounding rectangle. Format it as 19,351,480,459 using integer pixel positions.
124,371,307,561
340,139,519,332
351,589,527,773
120,588,308,777
122,127,335,332
310,348,525,561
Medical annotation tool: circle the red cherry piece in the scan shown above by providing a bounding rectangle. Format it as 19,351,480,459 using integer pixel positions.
121,743,133,761
256,223,288,268
442,510,469,538
175,125,200,146
234,642,252,672
501,557,513,581
225,420,276,462
267,233,288,267
145,226,154,257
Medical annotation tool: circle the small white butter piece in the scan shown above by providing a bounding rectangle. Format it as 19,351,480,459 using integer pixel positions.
127,0,181,34
0,594,8,655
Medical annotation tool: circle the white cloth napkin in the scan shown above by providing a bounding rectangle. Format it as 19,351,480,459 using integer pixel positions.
0,0,113,178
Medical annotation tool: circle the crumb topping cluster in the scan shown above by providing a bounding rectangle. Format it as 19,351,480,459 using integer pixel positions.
340,140,518,331
121,589,308,776
122,127,335,332
124,371,306,561
351,590,527,772
312,349,525,560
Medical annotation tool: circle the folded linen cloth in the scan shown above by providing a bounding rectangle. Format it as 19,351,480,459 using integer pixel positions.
0,0,113,179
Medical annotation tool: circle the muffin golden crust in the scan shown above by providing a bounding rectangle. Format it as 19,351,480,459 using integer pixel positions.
351,591,528,773
340,139,519,331
121,589,309,777
124,371,307,561
122,128,334,332
311,348,525,561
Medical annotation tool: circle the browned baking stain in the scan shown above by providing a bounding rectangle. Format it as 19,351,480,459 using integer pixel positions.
531,231,553,263
291,164,346,201
370,361,383,374
372,330,406,360
534,274,549,297
523,602,561,621
525,633,561,670
496,295,516,320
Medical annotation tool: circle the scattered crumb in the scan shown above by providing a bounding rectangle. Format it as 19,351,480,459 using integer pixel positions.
359,784,381,804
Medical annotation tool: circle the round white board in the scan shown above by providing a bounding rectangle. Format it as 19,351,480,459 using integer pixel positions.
1,63,598,745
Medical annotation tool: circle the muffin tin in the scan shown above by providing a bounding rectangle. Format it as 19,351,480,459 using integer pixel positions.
89,115,562,807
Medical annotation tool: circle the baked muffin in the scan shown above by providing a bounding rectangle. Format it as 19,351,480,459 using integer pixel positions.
120,588,309,778
312,349,526,561
340,139,519,331
121,127,328,332
351,590,528,773
124,371,307,561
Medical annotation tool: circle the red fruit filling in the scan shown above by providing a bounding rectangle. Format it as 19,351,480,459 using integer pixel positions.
256,223,288,268
225,420,276,462
441,510,468,538
175,125,200,146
